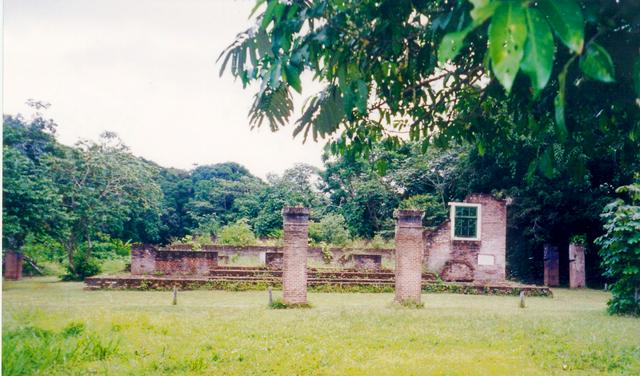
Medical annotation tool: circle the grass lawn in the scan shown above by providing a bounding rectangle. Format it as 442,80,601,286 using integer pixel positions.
3,277,640,375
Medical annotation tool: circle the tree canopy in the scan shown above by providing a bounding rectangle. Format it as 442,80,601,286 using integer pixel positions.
220,0,639,178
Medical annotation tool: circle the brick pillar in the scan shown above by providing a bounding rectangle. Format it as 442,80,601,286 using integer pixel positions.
4,251,23,280
569,244,586,288
543,244,559,287
394,210,424,304
282,207,309,305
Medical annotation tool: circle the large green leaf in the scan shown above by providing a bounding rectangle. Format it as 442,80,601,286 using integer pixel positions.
521,8,554,94
438,0,498,63
579,42,615,83
488,2,527,93
537,0,584,54
283,64,302,93
437,25,473,63
469,0,498,24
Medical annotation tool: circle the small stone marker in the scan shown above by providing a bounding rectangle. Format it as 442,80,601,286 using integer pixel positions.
172,286,178,305
604,283,608,291
519,291,526,308
268,286,273,305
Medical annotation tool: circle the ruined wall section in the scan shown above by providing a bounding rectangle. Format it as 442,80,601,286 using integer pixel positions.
424,194,507,283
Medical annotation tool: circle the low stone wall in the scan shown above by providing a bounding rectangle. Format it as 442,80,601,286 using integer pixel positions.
131,244,393,276
131,246,217,276
84,275,552,297
199,244,394,268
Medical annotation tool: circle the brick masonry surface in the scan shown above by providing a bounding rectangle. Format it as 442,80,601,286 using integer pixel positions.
569,244,586,288
395,210,424,304
3,251,23,280
353,254,382,270
282,207,309,305
424,194,507,283
544,244,560,287
131,245,217,276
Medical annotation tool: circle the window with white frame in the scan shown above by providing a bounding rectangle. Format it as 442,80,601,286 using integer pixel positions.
450,203,481,240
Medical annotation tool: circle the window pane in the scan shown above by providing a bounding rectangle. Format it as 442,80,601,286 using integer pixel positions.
454,205,478,238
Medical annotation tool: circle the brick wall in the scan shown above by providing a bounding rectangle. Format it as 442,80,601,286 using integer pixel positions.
569,244,586,288
131,245,157,275
3,251,23,280
155,250,217,276
282,207,309,305
394,210,424,304
131,245,216,276
425,194,507,283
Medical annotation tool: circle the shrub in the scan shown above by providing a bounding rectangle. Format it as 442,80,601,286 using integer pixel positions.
595,179,640,316
171,234,214,250
20,234,66,262
218,219,257,246
310,214,350,247
399,194,447,227
91,233,131,259
370,234,394,249
61,253,101,281
570,234,587,245
308,221,323,245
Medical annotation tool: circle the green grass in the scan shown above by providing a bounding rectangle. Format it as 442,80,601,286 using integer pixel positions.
3,278,639,375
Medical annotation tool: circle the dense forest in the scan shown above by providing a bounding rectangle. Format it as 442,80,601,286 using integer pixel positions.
4,112,638,285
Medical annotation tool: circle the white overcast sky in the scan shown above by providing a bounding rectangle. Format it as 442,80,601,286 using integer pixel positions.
3,0,326,178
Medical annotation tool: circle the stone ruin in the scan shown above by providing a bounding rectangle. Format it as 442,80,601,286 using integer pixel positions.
424,194,508,283
3,251,23,280
128,194,512,285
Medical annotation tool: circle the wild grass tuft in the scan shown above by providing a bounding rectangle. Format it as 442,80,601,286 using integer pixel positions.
268,298,312,309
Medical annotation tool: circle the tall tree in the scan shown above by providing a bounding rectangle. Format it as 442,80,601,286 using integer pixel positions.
48,132,163,271
220,0,639,179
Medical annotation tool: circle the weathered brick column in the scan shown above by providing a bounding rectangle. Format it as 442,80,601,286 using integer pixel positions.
569,244,586,288
282,207,309,305
4,251,23,280
543,244,559,287
394,210,424,304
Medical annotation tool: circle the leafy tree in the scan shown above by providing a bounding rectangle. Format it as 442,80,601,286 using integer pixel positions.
221,0,639,178
399,194,448,228
309,214,351,246
596,178,640,316
252,164,329,236
2,115,67,250
186,163,265,232
157,167,194,243
218,219,257,246
48,132,163,275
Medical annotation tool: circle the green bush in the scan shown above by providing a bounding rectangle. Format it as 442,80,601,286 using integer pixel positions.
20,234,66,263
91,233,131,259
218,219,257,246
370,234,394,249
308,221,323,245
171,234,214,250
309,214,351,247
61,253,101,281
399,194,448,228
595,179,640,316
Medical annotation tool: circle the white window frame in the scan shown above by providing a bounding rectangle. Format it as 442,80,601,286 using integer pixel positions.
449,202,482,241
